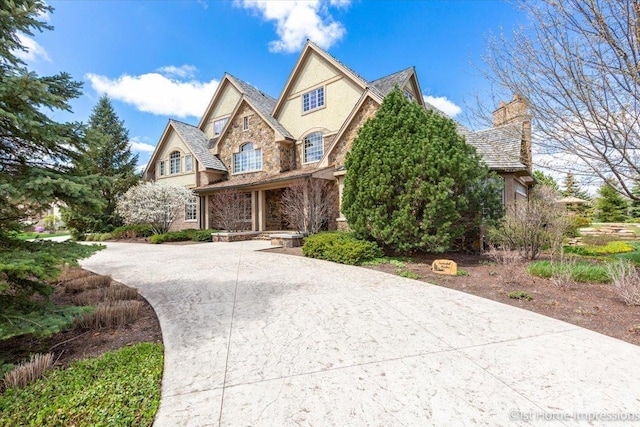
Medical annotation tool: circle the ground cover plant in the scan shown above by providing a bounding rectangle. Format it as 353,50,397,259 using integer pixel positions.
0,343,163,427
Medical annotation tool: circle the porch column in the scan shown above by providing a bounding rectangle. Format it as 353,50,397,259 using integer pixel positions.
257,190,266,232
203,195,209,229
251,191,258,231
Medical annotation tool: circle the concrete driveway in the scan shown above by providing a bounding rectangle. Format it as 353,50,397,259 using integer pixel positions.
81,241,640,426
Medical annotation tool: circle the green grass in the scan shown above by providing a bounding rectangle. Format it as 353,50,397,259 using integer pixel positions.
15,231,70,241
527,260,610,283
508,291,533,301
361,256,414,266
0,342,163,427
396,269,420,279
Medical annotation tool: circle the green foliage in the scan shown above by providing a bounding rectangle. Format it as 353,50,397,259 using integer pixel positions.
63,96,140,234
360,256,414,266
630,183,640,219
0,303,94,340
527,260,610,283
596,181,629,222
564,241,633,256
111,224,154,239
456,269,469,276
302,232,383,265
396,269,420,279
0,2,101,236
0,343,163,426
342,87,503,253
533,170,559,191
14,231,70,241
508,291,533,301
148,229,217,244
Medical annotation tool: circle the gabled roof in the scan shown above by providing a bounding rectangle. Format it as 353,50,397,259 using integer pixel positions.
169,120,227,172
225,74,293,140
272,40,370,117
369,67,414,97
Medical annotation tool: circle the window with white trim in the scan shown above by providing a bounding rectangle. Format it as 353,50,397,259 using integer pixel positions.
170,151,181,174
303,132,323,163
185,196,197,221
243,116,249,131
214,118,228,135
159,161,165,176
185,155,193,172
403,89,415,102
233,143,262,174
302,87,324,112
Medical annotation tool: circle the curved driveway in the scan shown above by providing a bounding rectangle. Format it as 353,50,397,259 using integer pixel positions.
81,241,640,426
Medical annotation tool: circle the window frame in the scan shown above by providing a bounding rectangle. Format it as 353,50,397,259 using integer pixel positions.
303,132,324,164
185,196,197,221
233,142,262,174
159,160,165,176
213,117,228,136
302,87,325,113
243,116,249,131
169,151,181,174
185,154,193,172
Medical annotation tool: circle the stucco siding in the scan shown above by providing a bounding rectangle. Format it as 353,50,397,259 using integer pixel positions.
154,131,197,186
202,84,241,138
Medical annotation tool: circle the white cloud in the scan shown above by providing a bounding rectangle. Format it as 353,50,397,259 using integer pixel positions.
423,95,462,118
129,137,156,154
157,65,197,79
85,69,219,118
235,0,349,53
14,34,50,62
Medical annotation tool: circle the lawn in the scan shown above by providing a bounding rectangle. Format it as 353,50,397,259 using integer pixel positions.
15,231,70,240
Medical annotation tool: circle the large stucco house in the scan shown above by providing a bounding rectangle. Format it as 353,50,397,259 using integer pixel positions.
143,41,533,232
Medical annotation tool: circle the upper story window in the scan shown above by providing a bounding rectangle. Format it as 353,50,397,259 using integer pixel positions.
214,118,228,136
243,116,249,131
170,151,181,174
185,154,193,172
159,161,166,176
304,132,323,163
403,89,415,102
302,87,324,113
233,142,262,174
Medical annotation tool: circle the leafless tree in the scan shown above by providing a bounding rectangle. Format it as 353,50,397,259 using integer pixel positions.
281,178,338,234
488,185,569,260
479,0,640,198
209,189,251,232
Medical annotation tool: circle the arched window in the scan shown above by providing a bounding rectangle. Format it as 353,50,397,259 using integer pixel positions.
233,142,262,173
169,151,181,174
304,132,323,163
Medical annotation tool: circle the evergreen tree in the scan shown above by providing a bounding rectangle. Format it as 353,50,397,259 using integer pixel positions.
342,87,503,253
630,183,640,219
63,96,139,233
533,170,559,191
0,0,100,236
595,181,628,223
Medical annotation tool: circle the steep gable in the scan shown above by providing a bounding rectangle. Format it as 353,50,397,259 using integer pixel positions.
198,75,243,138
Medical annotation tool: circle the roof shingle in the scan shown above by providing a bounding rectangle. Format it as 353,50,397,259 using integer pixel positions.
170,119,227,172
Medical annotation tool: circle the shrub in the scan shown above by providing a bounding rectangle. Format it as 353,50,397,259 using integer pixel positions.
64,275,111,293
565,216,592,238
508,291,533,301
397,269,420,279
149,228,218,244
607,260,640,306
111,224,154,239
302,232,382,265
564,241,634,257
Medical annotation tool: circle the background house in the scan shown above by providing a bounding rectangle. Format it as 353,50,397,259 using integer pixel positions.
144,41,533,232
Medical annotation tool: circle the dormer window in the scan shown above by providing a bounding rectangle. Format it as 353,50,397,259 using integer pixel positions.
303,132,323,163
302,87,324,112
233,142,262,174
170,151,181,174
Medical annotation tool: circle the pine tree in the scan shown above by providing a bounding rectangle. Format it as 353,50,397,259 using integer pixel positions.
630,183,640,219
63,96,139,232
595,181,629,223
533,170,559,191
342,87,503,253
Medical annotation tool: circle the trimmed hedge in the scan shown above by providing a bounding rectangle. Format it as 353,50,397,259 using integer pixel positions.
302,232,382,265
148,229,217,244
112,224,154,239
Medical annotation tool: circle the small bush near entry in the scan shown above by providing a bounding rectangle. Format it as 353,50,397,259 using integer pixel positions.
0,343,163,427
148,228,218,244
302,232,383,265
111,224,154,239
508,291,533,301
527,260,610,283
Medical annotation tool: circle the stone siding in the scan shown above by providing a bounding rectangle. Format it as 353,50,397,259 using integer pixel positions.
265,188,287,230
329,97,379,168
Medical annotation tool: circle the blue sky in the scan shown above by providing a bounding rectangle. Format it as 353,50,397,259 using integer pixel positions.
21,0,526,171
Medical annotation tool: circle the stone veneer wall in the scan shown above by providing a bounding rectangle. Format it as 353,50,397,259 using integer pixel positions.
216,102,286,182
265,188,287,230
279,142,295,172
329,97,379,168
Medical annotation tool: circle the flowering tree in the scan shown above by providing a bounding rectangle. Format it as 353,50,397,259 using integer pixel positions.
116,182,193,234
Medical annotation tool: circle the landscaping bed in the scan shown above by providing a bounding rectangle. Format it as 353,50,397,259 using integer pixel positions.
268,246,640,346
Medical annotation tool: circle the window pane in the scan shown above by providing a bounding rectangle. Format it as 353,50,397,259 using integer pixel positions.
159,161,165,176
214,118,228,135
233,144,262,173
185,196,197,221
304,132,323,163
170,151,181,174
302,87,324,112
185,155,193,172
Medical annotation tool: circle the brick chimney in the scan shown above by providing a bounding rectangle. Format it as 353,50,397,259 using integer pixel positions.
493,94,532,173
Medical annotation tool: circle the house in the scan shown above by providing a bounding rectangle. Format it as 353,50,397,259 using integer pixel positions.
143,40,533,232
